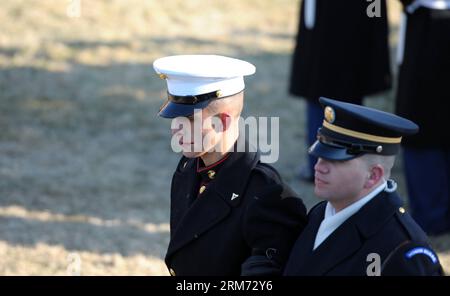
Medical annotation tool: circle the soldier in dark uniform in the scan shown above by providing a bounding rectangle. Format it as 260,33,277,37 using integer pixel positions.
153,55,307,276
284,97,444,276
395,0,450,235
289,0,392,182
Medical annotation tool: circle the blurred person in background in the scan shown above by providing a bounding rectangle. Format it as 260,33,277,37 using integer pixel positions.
395,0,450,236
289,0,392,182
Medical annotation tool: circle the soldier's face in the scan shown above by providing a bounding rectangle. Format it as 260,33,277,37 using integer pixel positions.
314,157,368,207
171,109,222,158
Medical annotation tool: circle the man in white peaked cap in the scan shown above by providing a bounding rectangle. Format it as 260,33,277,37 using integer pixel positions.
154,55,307,276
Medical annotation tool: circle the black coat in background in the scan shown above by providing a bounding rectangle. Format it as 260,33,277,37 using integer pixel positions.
290,0,391,103
284,190,444,276
165,149,307,276
395,7,450,148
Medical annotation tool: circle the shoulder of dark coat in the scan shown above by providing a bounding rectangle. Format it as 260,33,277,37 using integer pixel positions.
250,162,302,199
381,240,444,276
394,210,430,243
379,200,444,275
244,163,307,222
252,162,282,184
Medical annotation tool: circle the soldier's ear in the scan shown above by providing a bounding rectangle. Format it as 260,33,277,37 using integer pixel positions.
218,112,232,131
209,113,231,133
365,165,384,189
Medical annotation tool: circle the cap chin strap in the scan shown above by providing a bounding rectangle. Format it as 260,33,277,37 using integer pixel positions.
167,90,221,105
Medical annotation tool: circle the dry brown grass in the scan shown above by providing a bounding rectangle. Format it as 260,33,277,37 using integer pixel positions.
1,0,448,275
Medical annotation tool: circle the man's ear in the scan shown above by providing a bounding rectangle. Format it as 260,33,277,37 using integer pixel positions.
365,164,384,189
217,112,232,132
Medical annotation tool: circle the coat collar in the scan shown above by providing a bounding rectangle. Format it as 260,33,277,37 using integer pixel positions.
196,153,231,184
292,191,403,275
354,190,402,238
212,147,259,207
175,141,260,206
166,141,260,259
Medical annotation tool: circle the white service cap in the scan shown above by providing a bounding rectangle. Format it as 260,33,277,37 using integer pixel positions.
153,55,255,118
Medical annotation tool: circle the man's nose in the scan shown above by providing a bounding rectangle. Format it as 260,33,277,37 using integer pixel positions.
171,117,186,135
314,158,329,174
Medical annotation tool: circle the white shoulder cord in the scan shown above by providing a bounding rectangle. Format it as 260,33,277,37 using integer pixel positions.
304,0,316,29
396,12,407,66
384,179,398,193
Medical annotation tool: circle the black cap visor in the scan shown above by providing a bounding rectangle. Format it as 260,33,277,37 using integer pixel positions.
158,100,210,118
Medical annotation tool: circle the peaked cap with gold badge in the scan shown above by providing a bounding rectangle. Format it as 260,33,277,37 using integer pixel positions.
309,97,419,160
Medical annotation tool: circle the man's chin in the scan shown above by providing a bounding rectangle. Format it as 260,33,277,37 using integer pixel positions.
182,151,205,159
314,187,329,200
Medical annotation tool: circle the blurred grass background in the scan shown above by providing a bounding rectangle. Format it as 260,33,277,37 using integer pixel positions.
0,0,449,275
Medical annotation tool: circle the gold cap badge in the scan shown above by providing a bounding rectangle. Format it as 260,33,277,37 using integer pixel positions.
324,106,335,123
157,73,167,80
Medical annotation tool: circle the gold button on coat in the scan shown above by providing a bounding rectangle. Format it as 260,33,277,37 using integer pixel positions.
207,170,216,179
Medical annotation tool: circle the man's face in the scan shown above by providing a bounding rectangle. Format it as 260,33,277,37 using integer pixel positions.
170,108,223,158
314,157,368,203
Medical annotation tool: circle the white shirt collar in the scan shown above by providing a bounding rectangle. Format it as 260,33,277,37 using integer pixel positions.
313,181,387,250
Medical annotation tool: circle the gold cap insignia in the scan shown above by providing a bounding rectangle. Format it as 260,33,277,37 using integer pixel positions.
324,106,335,123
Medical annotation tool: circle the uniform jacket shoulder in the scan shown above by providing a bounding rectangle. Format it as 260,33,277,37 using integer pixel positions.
241,163,307,275
381,240,444,276
393,208,430,244
247,162,304,204
252,162,282,185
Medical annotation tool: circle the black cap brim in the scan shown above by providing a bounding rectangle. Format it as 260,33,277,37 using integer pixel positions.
158,100,210,118
308,140,361,161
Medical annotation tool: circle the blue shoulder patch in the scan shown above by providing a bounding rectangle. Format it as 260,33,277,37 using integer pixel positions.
405,247,438,264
